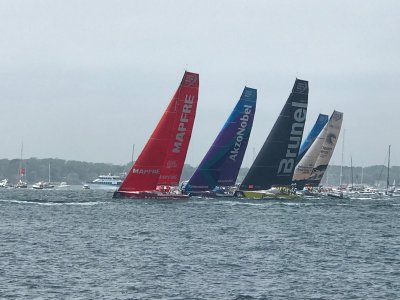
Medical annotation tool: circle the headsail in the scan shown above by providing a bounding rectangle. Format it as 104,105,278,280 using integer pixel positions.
157,72,200,186
296,113,329,163
240,79,309,190
118,71,199,192
185,87,257,192
305,110,343,187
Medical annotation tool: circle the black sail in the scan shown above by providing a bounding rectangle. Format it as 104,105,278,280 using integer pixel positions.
240,79,309,190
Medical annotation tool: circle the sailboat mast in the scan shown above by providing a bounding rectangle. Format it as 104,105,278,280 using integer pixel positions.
48,163,51,183
131,144,135,164
350,156,354,190
19,142,23,181
361,167,364,185
387,145,391,191
340,129,345,186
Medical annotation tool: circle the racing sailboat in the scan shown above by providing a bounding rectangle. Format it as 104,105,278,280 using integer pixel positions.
113,71,199,199
237,79,309,199
304,110,343,187
183,87,257,197
293,111,343,191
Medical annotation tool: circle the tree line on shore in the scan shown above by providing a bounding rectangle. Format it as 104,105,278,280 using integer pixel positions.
0,158,398,187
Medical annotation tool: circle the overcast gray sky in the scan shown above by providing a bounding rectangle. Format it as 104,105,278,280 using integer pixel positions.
0,0,399,167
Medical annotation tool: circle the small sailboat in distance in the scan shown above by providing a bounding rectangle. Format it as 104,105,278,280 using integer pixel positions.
32,163,55,190
113,71,199,199
237,78,309,199
15,142,28,188
385,145,393,195
183,87,257,197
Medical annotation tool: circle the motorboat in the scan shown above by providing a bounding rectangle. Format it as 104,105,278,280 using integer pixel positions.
89,174,123,190
32,181,55,190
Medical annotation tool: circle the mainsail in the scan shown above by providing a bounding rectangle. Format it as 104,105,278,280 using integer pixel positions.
296,114,329,163
157,73,200,186
305,110,343,186
118,71,199,192
185,87,257,192
239,79,309,190
292,112,335,188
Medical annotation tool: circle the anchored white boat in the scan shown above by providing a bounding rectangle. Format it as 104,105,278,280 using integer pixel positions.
0,179,9,188
32,181,55,190
57,182,71,189
32,164,55,189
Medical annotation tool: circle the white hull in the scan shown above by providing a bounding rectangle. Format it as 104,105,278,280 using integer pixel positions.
56,185,71,189
88,183,120,190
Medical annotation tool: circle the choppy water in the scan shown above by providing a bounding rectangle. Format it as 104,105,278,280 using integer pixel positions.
1,189,399,299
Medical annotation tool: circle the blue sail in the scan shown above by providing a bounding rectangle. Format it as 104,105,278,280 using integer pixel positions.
296,114,329,163
185,87,257,192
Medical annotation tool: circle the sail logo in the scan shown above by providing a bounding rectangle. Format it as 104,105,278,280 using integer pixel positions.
326,133,337,145
277,101,307,175
132,168,160,175
183,74,198,86
332,111,343,121
244,90,254,98
173,94,194,153
229,104,252,161
166,160,177,168
295,81,308,93
159,175,177,180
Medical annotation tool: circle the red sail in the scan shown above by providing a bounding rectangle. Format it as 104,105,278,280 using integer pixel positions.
157,72,199,186
118,71,199,192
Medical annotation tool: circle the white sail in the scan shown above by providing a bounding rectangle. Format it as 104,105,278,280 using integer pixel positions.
292,117,330,182
307,111,343,185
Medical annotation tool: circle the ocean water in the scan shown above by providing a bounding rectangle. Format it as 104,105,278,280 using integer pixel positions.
0,189,399,299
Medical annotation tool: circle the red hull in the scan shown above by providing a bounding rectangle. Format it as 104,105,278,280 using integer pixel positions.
113,190,189,200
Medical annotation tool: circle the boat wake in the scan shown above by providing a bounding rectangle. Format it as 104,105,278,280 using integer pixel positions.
217,200,269,207
0,199,103,206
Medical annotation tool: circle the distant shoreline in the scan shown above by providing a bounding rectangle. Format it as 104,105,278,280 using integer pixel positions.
0,157,397,187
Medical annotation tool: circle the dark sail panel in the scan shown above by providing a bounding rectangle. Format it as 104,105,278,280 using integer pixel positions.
186,87,257,191
239,79,309,190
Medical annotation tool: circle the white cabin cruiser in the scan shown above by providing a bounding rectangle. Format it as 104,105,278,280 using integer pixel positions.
89,174,123,190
